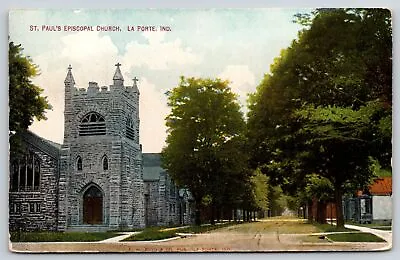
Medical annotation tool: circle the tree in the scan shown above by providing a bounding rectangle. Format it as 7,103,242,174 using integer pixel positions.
250,169,269,213
9,41,52,153
294,101,390,226
247,9,391,228
162,77,248,225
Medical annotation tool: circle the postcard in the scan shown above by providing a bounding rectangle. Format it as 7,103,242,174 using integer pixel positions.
8,8,392,253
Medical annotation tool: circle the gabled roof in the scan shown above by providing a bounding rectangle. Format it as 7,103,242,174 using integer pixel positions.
21,130,61,159
143,153,164,181
369,177,392,196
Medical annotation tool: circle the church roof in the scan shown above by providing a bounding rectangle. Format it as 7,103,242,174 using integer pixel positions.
143,153,164,181
22,130,61,159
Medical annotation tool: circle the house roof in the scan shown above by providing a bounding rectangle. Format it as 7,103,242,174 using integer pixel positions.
142,153,164,181
369,177,392,196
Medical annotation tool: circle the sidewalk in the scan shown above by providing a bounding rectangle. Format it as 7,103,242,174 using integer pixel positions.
99,232,140,243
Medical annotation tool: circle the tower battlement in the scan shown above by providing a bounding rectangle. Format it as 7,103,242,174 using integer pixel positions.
64,63,139,98
71,83,139,97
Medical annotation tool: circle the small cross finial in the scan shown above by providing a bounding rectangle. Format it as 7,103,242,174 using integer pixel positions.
68,64,72,70
115,62,121,67
133,77,139,85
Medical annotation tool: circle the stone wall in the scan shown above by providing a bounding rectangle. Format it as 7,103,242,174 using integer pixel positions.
158,172,180,226
144,181,159,226
9,135,60,231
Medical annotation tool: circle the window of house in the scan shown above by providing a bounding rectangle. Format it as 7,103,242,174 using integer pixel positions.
79,112,106,136
77,156,83,171
126,117,135,140
11,152,40,192
102,155,108,171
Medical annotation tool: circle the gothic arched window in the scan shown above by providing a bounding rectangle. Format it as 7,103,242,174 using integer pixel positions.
126,117,135,140
102,155,108,171
10,152,40,192
79,112,106,136
77,156,83,171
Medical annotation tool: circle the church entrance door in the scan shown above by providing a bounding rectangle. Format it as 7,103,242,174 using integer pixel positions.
83,186,103,224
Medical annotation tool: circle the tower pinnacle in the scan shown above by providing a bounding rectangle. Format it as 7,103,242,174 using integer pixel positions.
113,62,124,85
64,64,75,85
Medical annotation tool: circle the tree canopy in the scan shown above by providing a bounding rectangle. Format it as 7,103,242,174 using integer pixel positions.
247,8,392,228
162,77,250,224
9,41,52,152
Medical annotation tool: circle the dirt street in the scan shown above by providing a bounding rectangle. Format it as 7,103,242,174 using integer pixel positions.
10,220,390,253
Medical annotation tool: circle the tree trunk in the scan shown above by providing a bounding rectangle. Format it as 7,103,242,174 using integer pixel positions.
194,199,201,226
307,201,313,222
210,205,215,225
317,201,327,224
334,187,345,228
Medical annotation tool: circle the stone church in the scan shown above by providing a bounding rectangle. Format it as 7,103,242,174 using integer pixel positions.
9,64,194,231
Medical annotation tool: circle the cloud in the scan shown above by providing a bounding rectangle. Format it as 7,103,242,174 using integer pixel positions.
30,31,187,152
122,31,202,70
29,32,120,144
139,77,169,152
218,65,256,109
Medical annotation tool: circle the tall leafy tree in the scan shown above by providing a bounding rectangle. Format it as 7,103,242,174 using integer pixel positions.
250,169,269,213
247,9,391,228
9,41,52,153
162,77,248,225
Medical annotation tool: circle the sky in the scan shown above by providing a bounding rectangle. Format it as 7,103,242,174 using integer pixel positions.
9,9,307,152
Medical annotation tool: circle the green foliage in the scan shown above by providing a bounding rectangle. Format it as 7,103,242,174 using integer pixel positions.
369,158,392,177
250,169,269,211
9,41,52,153
267,185,287,216
247,9,392,227
162,77,249,224
303,174,334,202
9,231,118,242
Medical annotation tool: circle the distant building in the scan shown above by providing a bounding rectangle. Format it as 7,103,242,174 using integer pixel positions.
306,177,392,225
9,64,194,232
344,177,392,224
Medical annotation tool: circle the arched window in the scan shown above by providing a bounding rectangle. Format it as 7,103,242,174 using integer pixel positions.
79,112,106,136
102,155,108,171
126,117,135,140
10,153,40,192
77,156,83,171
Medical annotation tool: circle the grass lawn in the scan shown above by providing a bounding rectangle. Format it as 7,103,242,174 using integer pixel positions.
123,227,177,241
313,223,356,232
326,232,386,242
9,231,119,242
